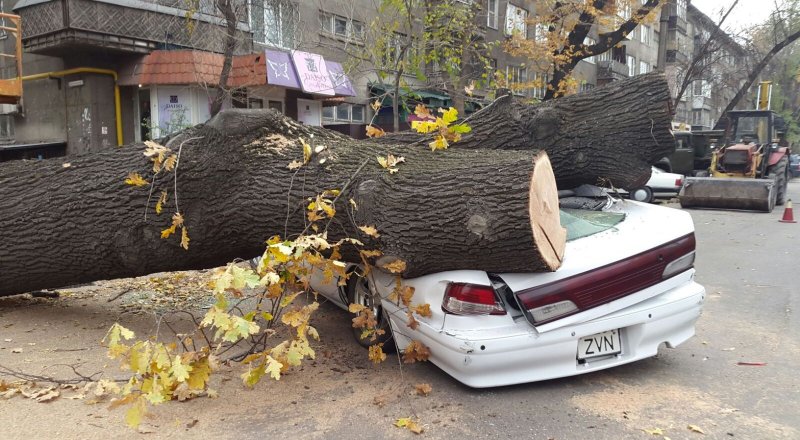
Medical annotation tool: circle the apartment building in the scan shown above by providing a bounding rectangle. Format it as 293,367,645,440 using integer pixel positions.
658,0,747,130
0,0,743,160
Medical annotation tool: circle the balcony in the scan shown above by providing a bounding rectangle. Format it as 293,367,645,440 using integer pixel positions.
667,15,688,33
13,0,251,55
597,60,629,83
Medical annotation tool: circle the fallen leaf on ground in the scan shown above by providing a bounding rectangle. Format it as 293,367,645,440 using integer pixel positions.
643,427,665,435
414,383,432,396
11,348,22,353
687,424,705,434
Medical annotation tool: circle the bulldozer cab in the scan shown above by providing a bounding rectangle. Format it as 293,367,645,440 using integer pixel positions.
727,111,773,146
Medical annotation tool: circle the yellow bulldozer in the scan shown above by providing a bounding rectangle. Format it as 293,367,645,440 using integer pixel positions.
678,82,792,212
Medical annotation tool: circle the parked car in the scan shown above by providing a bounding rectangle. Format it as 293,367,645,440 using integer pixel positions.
790,154,800,178
629,167,685,203
311,198,705,388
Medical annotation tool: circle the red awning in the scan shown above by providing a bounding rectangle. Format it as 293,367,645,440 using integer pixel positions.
118,50,266,87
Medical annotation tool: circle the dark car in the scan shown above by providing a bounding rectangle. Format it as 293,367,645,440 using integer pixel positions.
790,154,800,178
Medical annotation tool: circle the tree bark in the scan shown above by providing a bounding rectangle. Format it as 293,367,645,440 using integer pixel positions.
378,72,675,189
0,73,675,297
0,110,565,297
209,0,237,118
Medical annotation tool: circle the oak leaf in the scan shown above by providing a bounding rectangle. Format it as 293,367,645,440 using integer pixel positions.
358,225,380,238
366,125,386,138
368,344,387,364
381,260,407,274
180,227,190,250
413,303,432,318
124,172,149,187
402,340,431,363
414,383,432,396
414,103,434,120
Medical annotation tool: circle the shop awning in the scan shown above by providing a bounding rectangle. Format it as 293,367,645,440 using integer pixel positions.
265,49,355,97
368,83,450,103
118,50,266,87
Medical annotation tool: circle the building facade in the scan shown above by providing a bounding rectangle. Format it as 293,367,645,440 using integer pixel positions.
0,0,746,161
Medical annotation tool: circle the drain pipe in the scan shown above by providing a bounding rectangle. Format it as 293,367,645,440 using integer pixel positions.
21,68,124,146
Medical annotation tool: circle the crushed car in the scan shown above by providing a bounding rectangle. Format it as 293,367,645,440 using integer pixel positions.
311,191,705,388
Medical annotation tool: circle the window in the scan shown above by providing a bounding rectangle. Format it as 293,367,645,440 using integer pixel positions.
583,37,596,64
597,50,612,62
0,114,14,142
506,65,528,95
487,0,499,29
505,4,527,36
693,80,711,98
534,23,549,43
639,61,648,74
251,0,299,49
691,109,704,126
639,25,650,45
323,103,366,123
531,72,548,99
268,100,283,112
627,55,636,76
320,11,365,41
677,0,687,20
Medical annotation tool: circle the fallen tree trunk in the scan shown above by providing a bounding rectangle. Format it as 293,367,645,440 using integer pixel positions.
377,72,675,189
0,110,565,297
0,74,674,297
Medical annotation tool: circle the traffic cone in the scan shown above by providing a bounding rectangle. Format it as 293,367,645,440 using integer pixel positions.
779,199,796,223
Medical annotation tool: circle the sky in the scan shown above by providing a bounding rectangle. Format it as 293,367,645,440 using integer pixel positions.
690,0,774,31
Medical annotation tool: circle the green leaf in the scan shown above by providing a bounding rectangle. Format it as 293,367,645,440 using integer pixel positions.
450,123,472,134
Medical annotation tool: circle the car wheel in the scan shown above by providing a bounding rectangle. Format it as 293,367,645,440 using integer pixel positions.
346,270,395,352
630,187,653,203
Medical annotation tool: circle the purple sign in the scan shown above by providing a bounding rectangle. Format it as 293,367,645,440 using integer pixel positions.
265,50,301,89
291,50,335,96
326,62,356,97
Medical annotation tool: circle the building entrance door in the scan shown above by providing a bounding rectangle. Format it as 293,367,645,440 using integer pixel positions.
297,99,321,126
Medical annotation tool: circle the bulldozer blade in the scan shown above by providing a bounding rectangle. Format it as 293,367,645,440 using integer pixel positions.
679,177,776,212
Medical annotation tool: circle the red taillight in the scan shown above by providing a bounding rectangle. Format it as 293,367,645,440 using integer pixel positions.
442,283,506,315
515,234,696,325
675,178,683,187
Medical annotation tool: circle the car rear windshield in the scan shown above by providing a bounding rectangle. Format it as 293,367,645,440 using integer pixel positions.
561,208,625,242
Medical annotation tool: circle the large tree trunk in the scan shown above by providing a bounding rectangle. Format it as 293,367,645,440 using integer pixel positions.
0,73,674,297
378,72,675,189
0,110,565,297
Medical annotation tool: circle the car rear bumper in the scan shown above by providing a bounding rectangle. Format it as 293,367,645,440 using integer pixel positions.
397,278,705,388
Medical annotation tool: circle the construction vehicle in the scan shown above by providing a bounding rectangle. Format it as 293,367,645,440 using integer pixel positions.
678,82,792,212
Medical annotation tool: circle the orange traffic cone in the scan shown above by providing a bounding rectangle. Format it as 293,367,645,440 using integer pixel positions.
779,199,796,223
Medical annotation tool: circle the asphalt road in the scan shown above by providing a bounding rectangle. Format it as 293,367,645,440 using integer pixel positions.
1,181,798,440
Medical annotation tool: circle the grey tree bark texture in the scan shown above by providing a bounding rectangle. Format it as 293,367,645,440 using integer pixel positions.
0,73,675,297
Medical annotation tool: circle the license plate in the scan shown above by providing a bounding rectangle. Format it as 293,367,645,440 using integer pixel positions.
577,329,622,360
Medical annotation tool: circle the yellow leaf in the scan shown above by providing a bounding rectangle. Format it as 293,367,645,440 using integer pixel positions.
464,82,475,96
429,136,449,151
163,154,177,172
105,323,135,347
349,303,366,313
394,417,424,434
125,396,147,429
349,198,358,210
170,355,193,382
402,340,430,363
301,138,312,164
411,120,439,134
180,227,190,250
366,125,386,138
359,225,380,238
412,303,432,318
161,224,177,239
265,355,283,380
381,259,407,274
414,383,432,396
124,172,149,187
368,344,387,364
414,103,434,120
155,191,167,215
187,359,211,390
172,212,185,227
687,424,705,434
371,100,382,111
287,160,303,170
439,107,459,124
643,427,665,436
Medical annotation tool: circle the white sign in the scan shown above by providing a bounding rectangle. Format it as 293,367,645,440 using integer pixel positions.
156,87,192,135
291,51,335,96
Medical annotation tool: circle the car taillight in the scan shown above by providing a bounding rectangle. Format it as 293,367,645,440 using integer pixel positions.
515,234,696,325
675,178,683,186
442,283,506,315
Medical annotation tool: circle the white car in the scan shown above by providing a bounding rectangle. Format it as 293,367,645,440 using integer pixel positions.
311,199,705,388
629,167,685,203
